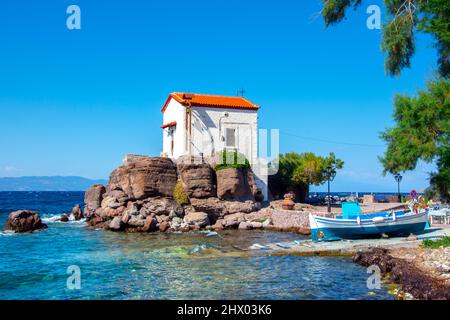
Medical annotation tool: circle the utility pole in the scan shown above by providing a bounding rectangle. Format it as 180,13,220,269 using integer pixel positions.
394,173,402,202
325,166,337,213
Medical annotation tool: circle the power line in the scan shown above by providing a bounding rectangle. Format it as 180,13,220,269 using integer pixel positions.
279,130,386,148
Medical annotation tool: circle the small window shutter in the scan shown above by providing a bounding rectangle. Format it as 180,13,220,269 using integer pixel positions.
226,128,236,147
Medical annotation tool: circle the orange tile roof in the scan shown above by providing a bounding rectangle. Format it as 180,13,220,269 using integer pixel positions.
161,92,260,113
160,121,177,129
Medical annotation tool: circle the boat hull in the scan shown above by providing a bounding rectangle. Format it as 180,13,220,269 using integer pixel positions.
309,212,428,241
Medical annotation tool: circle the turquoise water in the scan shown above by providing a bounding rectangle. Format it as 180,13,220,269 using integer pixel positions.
0,192,393,300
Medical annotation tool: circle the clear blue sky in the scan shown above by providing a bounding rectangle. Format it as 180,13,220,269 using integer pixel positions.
0,0,439,192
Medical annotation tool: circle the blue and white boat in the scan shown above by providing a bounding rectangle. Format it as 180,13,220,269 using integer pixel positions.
309,211,428,241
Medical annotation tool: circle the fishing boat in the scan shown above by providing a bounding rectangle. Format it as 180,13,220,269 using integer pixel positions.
309,211,428,241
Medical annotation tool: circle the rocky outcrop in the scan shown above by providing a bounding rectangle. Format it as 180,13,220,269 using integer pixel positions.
108,156,177,200
70,204,84,220
216,168,256,201
4,210,48,233
84,184,105,217
177,162,216,198
84,155,261,233
353,248,450,300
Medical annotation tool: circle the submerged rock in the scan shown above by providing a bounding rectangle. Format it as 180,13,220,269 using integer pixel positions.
4,210,48,233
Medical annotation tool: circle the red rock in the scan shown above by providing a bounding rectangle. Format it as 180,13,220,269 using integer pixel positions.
184,211,210,227
4,210,48,233
142,216,158,232
238,222,252,230
177,162,217,199
70,204,84,220
216,168,248,200
108,156,177,200
84,184,106,216
159,221,169,232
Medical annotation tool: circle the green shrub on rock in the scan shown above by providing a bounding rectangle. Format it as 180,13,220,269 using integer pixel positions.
173,181,190,206
215,149,250,172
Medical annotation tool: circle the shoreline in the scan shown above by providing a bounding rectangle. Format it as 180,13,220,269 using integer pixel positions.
244,225,449,300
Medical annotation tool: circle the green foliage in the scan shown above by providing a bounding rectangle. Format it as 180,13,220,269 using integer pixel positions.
416,0,450,77
322,0,362,27
322,0,450,77
380,78,450,201
322,1,450,199
428,145,450,202
215,149,251,172
173,180,190,206
422,236,450,249
269,152,344,201
381,14,415,76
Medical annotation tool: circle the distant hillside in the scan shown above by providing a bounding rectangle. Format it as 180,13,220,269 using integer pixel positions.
0,176,108,191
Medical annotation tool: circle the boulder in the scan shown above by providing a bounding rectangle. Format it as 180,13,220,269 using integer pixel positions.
59,215,69,222
212,219,225,231
125,202,140,216
95,206,126,220
238,222,252,230
170,217,183,229
101,196,122,209
70,204,84,220
189,198,259,217
127,216,145,228
159,221,170,232
84,184,106,217
184,212,210,227
142,216,158,232
216,168,255,201
108,156,177,200
250,222,263,229
223,212,245,228
4,210,48,233
177,162,216,199
121,212,130,224
109,217,124,231
141,197,184,217
223,200,260,215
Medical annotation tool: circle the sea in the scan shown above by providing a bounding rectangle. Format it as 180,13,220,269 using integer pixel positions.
0,191,393,300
